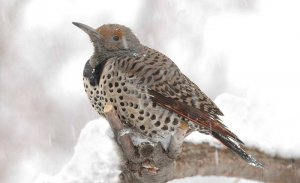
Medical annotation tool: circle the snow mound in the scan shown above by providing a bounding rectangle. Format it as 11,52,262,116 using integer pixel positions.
34,118,120,183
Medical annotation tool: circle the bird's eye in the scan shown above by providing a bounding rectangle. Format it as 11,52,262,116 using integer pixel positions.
113,35,120,41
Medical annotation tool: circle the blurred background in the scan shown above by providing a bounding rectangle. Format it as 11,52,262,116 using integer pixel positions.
1,0,300,182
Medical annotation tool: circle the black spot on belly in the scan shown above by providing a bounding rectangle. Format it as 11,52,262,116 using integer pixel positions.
140,125,145,130
154,121,160,127
165,117,170,124
151,114,156,120
172,118,179,125
161,125,168,131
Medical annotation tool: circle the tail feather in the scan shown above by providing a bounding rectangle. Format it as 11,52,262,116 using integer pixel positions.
148,90,263,167
210,121,244,145
212,131,264,168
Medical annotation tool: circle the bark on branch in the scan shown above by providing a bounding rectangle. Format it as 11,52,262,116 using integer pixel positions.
175,143,300,183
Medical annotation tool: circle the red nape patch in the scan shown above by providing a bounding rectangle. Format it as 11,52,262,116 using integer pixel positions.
96,25,124,39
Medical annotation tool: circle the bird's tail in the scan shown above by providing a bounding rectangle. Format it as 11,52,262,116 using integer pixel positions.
148,90,263,167
211,131,264,168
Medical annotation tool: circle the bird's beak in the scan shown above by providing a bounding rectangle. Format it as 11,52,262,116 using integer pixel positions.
72,22,101,41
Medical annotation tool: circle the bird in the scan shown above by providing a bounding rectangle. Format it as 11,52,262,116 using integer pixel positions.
73,22,263,168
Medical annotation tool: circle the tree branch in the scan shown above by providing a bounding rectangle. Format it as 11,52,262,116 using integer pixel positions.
175,143,300,183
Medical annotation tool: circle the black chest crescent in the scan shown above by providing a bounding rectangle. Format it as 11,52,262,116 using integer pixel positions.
83,60,107,86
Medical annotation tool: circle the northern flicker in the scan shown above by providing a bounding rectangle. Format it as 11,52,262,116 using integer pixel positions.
73,22,263,168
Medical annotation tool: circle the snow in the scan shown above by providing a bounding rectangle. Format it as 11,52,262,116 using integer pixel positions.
34,119,120,183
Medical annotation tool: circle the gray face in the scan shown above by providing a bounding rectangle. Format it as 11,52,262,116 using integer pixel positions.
73,22,141,56
96,24,141,52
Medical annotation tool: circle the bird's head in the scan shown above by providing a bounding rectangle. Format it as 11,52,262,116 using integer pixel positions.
73,22,142,67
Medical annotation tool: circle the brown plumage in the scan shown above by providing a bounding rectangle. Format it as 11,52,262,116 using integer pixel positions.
73,22,263,168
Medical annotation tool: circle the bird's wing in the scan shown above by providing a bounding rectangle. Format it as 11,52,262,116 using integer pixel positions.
114,47,242,143
151,71,224,117
145,59,243,143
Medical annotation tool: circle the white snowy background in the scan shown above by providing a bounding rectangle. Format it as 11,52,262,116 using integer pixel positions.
0,0,299,182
